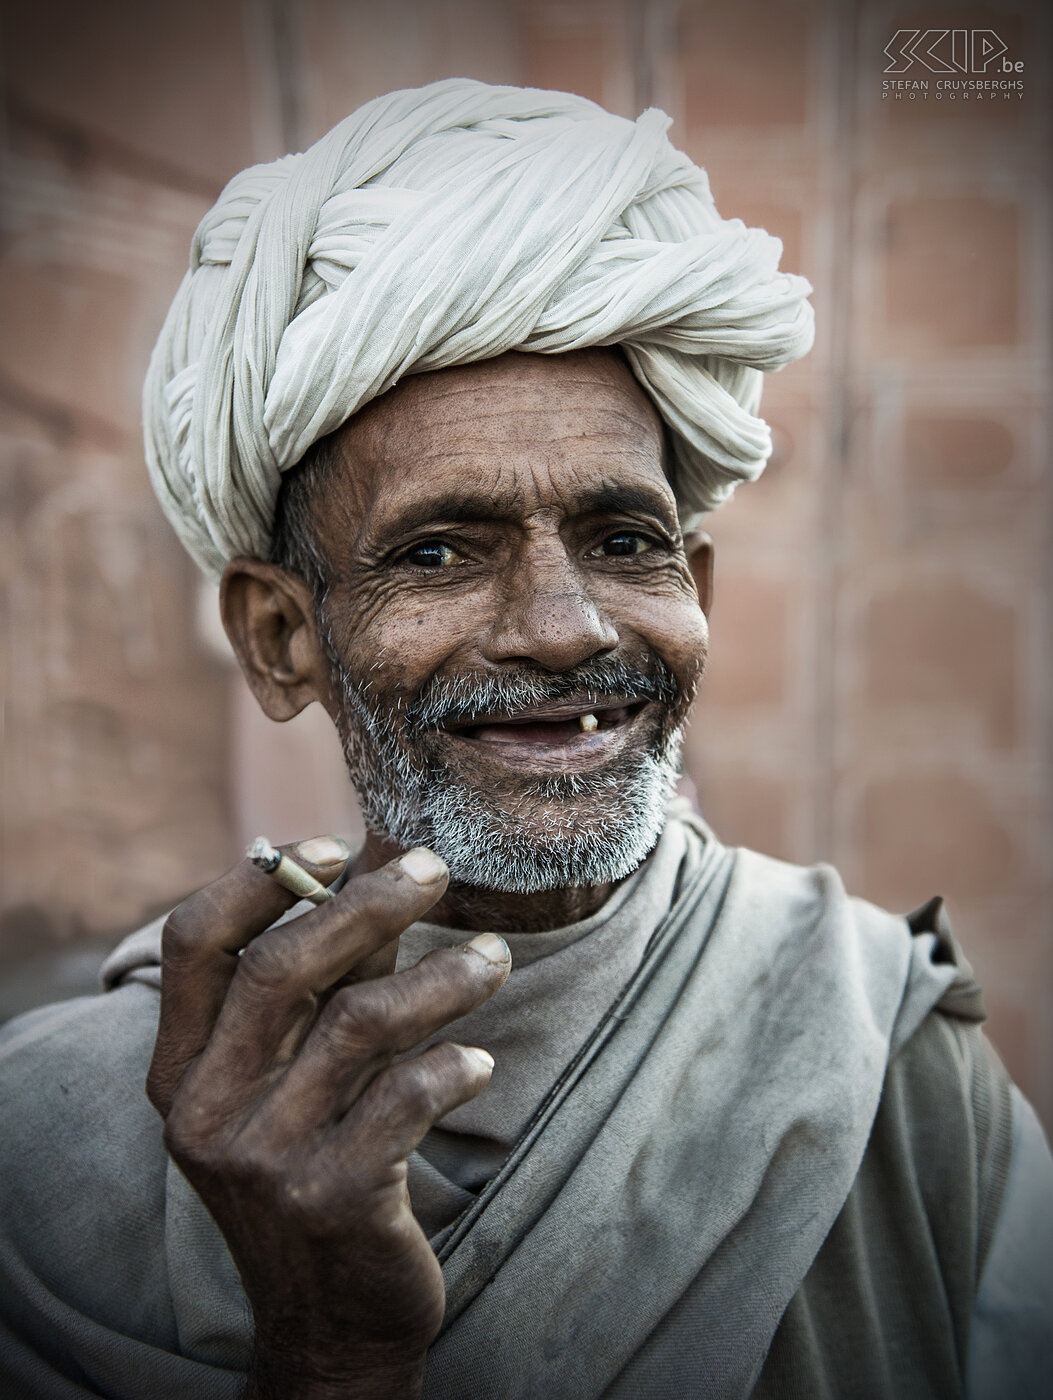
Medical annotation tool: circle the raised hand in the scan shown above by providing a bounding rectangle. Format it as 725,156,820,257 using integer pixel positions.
146,838,511,1400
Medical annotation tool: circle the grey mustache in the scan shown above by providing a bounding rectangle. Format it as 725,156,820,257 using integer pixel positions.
405,658,680,732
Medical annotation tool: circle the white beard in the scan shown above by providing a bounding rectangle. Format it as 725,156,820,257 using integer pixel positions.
327,654,688,893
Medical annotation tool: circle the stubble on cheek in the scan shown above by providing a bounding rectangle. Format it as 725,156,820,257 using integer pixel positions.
315,562,708,884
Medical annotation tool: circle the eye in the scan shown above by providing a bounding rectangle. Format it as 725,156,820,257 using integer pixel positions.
402,539,462,568
591,532,655,558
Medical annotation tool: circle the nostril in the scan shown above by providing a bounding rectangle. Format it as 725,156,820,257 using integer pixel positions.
484,590,619,672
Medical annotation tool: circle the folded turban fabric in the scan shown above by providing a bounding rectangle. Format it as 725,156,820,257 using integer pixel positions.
143,78,815,582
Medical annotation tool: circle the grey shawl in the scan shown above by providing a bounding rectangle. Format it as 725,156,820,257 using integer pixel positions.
0,822,977,1398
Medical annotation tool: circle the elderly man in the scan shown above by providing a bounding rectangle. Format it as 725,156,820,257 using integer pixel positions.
1,79,1050,1400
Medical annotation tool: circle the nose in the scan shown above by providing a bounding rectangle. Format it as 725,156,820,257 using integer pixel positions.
481,541,619,673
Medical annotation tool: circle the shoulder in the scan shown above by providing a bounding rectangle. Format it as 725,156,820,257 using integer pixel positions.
722,842,914,956
968,1087,1053,1399
709,841,1010,1219
0,981,163,1158
877,1013,1013,1246
0,984,174,1341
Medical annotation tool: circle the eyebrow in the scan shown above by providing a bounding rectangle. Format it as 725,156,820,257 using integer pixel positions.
369,482,679,549
573,484,680,533
371,491,525,543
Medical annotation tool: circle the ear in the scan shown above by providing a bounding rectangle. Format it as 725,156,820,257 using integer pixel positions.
219,558,331,721
683,531,714,616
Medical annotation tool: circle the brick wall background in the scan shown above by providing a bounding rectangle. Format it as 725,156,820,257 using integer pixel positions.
1,0,1050,1126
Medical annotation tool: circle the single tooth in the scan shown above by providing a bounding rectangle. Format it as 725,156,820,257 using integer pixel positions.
579,713,599,733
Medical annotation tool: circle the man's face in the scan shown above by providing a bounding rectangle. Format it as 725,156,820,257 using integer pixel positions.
309,349,710,892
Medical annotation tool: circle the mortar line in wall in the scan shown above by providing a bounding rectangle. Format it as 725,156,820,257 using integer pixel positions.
264,0,308,154
628,0,659,112
1034,0,1053,1127
813,0,859,866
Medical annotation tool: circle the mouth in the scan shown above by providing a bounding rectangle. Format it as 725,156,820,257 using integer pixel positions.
436,699,650,768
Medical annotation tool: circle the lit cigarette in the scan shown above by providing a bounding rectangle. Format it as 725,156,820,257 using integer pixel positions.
579,713,599,733
248,836,335,905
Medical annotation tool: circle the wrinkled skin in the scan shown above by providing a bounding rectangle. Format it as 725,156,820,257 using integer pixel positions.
149,349,714,1397
148,841,509,1399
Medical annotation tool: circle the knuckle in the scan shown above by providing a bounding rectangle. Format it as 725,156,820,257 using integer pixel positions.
198,1123,275,1190
161,1095,288,1198
235,936,292,991
161,894,212,959
276,1170,341,1234
324,984,393,1051
162,884,243,964
389,1061,441,1120
223,1134,273,1187
162,1099,218,1166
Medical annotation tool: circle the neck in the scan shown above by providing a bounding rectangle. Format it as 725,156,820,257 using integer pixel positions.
352,831,617,933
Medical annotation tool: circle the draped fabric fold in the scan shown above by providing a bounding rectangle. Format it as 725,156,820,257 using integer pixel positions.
0,819,985,1399
422,840,963,1399
99,823,966,1399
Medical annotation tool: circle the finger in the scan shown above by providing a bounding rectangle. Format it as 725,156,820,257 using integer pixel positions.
184,848,453,1103
328,1041,496,1173
148,835,350,1114
251,935,511,1144
230,847,451,1004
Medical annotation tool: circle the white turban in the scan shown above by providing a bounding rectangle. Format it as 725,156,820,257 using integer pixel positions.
144,78,814,582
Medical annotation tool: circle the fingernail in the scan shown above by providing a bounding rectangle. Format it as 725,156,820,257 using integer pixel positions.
399,847,448,885
466,932,511,964
295,836,351,867
464,1046,495,1073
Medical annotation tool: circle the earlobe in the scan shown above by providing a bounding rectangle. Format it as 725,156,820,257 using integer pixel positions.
684,531,714,616
219,559,330,721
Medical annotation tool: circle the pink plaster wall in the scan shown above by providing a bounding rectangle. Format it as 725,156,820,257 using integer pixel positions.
1,0,1050,1124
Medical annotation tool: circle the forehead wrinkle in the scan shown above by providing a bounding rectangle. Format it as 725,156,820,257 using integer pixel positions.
355,421,663,506
404,382,659,431
393,370,625,402
315,350,668,559
389,404,664,486
392,349,642,397
341,346,658,445
355,353,657,437
408,407,660,451
407,441,659,476
351,456,677,556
